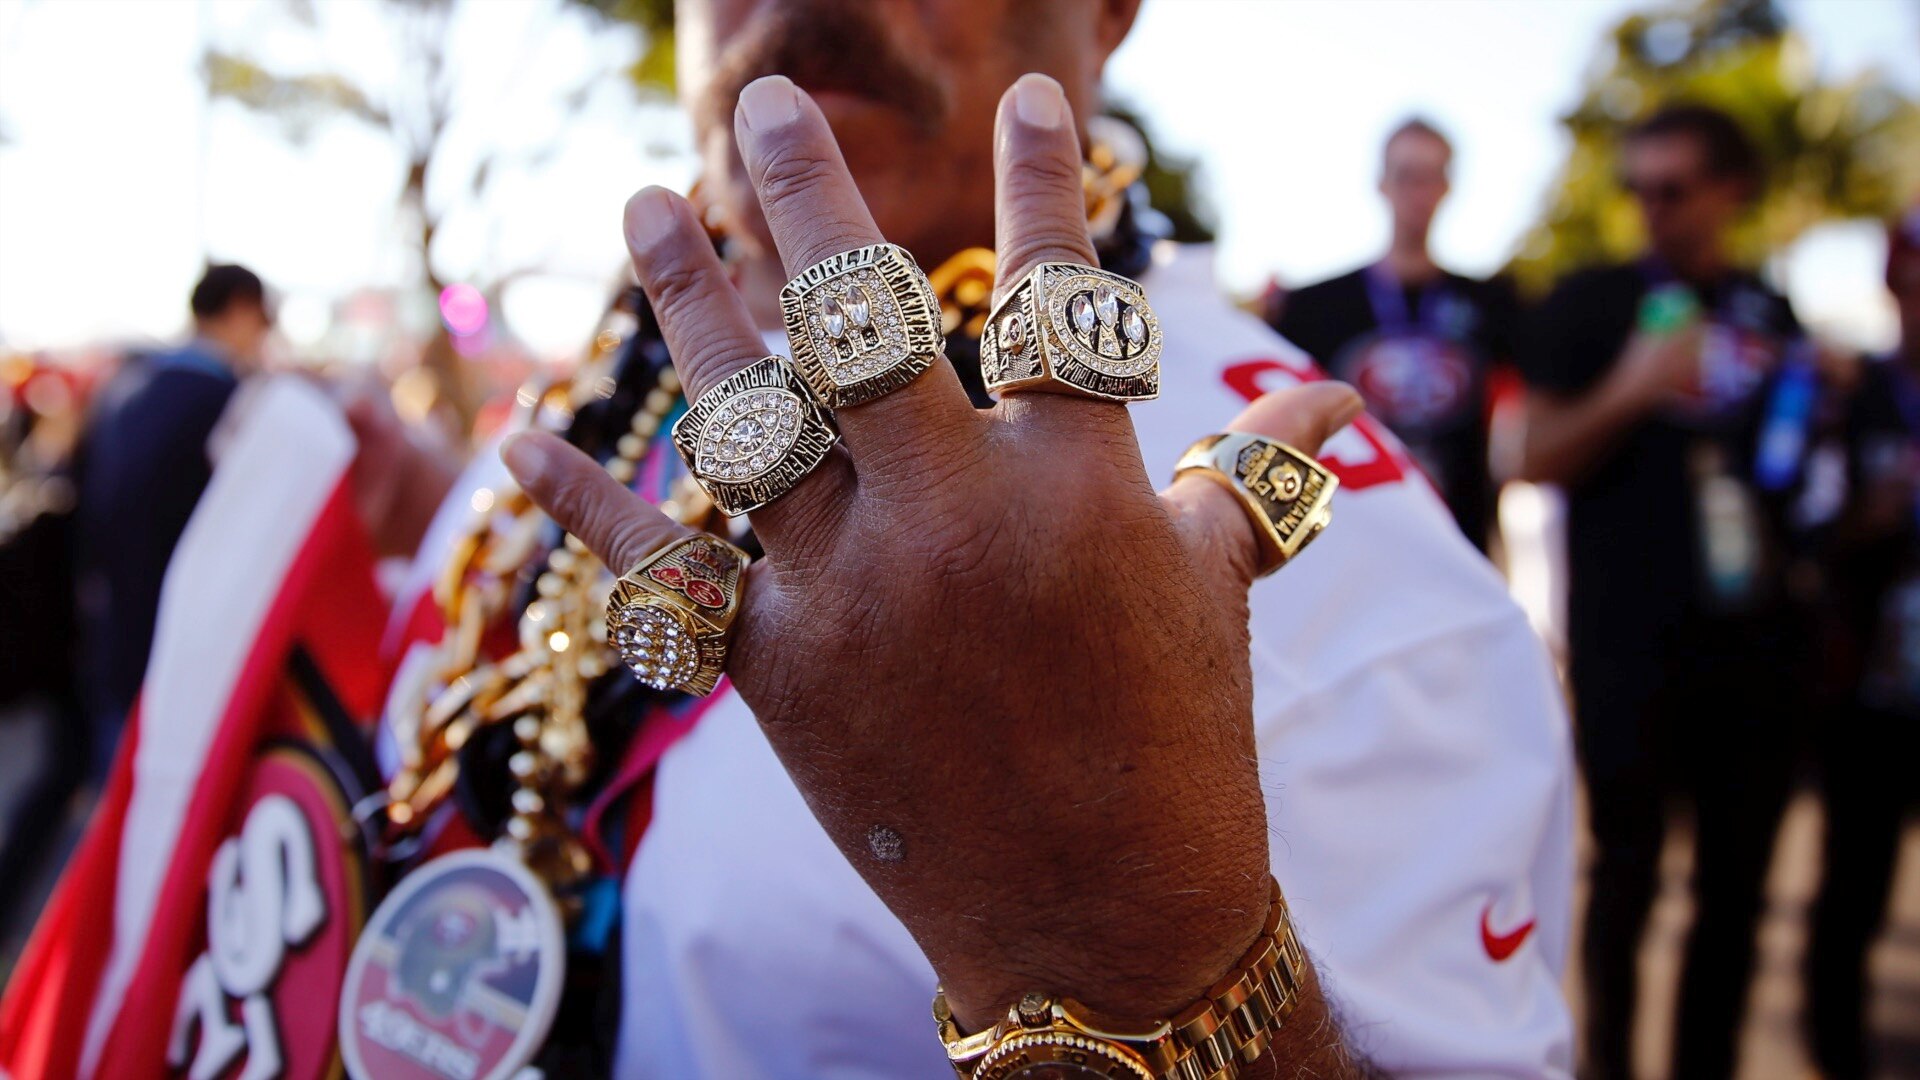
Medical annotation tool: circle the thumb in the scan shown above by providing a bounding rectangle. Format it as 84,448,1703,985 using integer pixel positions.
1161,381,1362,589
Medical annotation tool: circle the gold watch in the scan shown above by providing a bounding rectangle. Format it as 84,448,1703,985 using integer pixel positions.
934,878,1305,1080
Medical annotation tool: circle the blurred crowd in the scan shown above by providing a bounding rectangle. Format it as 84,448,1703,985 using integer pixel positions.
2,89,1918,1078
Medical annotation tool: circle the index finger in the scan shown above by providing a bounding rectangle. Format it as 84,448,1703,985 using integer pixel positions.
987,74,1142,441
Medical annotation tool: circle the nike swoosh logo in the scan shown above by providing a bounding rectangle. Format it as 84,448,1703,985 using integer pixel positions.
1480,902,1535,962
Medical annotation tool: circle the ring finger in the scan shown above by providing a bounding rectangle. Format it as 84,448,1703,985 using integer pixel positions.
622,185,854,552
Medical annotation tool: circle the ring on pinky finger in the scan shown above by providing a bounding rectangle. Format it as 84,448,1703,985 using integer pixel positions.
607,533,751,696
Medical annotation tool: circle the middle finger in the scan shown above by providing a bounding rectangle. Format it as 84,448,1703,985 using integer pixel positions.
733,76,980,464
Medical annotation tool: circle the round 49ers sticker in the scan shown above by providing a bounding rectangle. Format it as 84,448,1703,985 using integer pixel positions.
338,847,564,1080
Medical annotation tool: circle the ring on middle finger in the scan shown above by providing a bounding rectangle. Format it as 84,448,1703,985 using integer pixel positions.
671,355,839,516
980,262,1161,402
780,242,946,408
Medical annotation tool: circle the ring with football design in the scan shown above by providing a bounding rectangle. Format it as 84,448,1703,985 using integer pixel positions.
979,262,1161,402
671,355,839,516
1174,433,1338,577
605,533,750,697
780,242,945,408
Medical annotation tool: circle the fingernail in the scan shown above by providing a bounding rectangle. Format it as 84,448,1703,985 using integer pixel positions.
1012,73,1065,130
739,75,800,133
501,432,549,483
1330,389,1366,430
625,186,677,253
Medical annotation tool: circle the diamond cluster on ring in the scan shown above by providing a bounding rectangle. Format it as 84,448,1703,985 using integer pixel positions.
693,387,805,482
609,603,699,691
805,267,911,384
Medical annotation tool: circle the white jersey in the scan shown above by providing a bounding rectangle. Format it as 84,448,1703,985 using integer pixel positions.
614,245,1577,1077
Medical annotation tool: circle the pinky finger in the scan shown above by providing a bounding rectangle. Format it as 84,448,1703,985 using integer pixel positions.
501,431,690,575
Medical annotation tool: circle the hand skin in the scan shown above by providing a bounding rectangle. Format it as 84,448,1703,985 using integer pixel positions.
1517,324,1703,486
504,74,1373,1077
329,374,462,558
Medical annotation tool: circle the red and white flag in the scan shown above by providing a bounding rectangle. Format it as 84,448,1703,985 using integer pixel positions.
0,378,389,1080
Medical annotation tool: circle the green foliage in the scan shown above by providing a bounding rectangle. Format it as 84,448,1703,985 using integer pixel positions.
203,49,389,144
567,0,676,90
1509,0,1920,294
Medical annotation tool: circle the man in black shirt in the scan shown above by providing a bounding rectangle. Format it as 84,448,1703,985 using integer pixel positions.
71,265,269,769
1516,106,1804,1079
1806,206,1920,1078
1274,118,1515,551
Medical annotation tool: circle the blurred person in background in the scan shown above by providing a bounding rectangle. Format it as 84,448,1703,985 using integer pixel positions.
70,264,269,772
1515,104,1808,1080
1806,203,1920,1079
1271,118,1517,553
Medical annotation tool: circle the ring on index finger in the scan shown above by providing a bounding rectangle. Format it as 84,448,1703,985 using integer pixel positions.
780,242,946,408
981,262,1161,402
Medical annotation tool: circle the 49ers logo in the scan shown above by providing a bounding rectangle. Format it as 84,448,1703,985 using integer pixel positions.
645,537,738,610
167,747,363,1080
647,564,726,609
1221,356,1411,492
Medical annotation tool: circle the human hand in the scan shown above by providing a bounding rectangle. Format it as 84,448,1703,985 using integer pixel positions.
501,73,1361,1041
329,373,461,558
1611,324,1705,411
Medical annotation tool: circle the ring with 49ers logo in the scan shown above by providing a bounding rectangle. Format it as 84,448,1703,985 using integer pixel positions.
780,242,945,408
672,355,839,516
605,532,750,696
1174,433,1338,578
980,262,1161,402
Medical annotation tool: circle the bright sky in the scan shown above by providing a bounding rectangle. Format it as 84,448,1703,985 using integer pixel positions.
0,0,1913,359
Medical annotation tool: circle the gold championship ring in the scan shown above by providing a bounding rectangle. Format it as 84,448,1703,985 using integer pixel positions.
672,356,839,516
606,533,750,696
980,262,1161,402
935,878,1306,1079
1175,433,1337,577
781,242,945,407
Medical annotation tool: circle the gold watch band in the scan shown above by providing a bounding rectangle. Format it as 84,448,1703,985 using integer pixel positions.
935,877,1305,1080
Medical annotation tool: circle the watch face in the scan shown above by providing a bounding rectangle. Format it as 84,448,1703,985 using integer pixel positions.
1003,1064,1123,1080
977,1031,1154,1080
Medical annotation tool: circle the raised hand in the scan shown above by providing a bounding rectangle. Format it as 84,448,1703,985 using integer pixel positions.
501,72,1362,1067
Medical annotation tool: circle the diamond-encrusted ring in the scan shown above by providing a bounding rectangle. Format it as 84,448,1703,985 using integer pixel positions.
1173,432,1338,578
605,533,751,696
779,242,945,408
671,356,839,516
979,262,1161,402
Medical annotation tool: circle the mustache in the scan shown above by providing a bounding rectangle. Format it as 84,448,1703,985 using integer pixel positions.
699,1,948,140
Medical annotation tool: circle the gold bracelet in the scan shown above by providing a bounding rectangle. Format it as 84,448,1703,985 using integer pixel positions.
935,877,1305,1079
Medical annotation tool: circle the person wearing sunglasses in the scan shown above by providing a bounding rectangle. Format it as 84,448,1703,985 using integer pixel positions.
1514,104,1806,1080
1805,204,1920,1079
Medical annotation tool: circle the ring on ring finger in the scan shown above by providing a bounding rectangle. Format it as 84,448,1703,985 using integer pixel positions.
981,262,1161,402
606,533,752,696
780,242,946,408
671,355,839,516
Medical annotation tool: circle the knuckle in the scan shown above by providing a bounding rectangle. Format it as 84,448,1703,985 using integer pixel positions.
1003,148,1082,197
603,514,671,576
640,253,719,327
997,223,1096,286
753,143,842,207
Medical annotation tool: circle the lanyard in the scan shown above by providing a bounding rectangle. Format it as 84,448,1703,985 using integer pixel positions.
1363,261,1454,338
